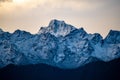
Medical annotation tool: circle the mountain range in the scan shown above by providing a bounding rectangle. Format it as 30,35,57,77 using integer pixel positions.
0,19,120,69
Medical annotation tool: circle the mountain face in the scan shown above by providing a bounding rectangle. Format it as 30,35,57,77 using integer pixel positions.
0,19,120,69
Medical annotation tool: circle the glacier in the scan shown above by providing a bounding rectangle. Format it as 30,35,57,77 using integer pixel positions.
0,19,120,69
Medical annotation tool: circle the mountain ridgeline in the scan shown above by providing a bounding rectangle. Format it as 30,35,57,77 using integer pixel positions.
0,19,120,69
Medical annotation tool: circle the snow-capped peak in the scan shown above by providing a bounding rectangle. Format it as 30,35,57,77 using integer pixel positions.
49,19,65,27
104,30,120,44
38,19,76,37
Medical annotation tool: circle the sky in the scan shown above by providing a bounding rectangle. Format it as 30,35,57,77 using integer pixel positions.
0,0,120,37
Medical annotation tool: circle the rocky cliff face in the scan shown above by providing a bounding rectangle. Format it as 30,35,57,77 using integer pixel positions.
0,19,120,69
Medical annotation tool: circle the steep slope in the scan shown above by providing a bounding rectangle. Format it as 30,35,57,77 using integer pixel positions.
53,28,95,68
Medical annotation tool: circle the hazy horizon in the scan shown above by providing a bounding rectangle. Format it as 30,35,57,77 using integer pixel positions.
0,0,120,37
